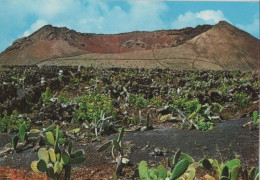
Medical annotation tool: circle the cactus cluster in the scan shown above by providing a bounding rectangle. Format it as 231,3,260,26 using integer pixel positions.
138,150,194,180
31,125,85,180
138,151,260,180
201,158,259,180
11,123,67,153
200,158,242,180
138,161,167,180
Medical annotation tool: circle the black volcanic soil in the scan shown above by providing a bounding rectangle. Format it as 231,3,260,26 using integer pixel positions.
0,118,258,170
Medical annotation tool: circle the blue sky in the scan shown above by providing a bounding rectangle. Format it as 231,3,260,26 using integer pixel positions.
0,0,259,53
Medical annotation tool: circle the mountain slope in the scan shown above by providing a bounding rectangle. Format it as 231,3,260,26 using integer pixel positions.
0,21,259,70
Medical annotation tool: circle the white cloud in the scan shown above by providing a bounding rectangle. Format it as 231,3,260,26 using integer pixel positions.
237,18,259,38
68,1,168,34
9,0,168,35
196,10,226,23
171,10,228,29
4,0,167,37
23,19,48,37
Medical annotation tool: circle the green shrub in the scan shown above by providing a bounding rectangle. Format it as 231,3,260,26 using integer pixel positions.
233,92,251,107
0,110,31,133
198,122,213,131
57,92,70,104
171,96,188,110
184,99,201,114
73,93,116,123
41,87,54,103
127,94,148,109
149,96,165,108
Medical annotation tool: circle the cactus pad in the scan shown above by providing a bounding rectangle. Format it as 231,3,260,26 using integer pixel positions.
170,159,189,180
54,161,63,174
138,161,149,180
19,123,27,142
37,159,48,172
48,148,56,163
29,129,40,134
71,150,84,158
38,148,49,163
46,132,55,145
97,141,112,152
61,151,70,165
31,161,41,173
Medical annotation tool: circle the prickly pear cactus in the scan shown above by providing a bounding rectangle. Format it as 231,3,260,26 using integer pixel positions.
19,123,27,142
31,126,85,180
29,129,40,134
46,132,55,145
48,148,56,163
37,159,48,172
170,159,189,180
54,161,63,174
157,165,167,179
38,148,49,163
139,160,149,180
31,161,41,173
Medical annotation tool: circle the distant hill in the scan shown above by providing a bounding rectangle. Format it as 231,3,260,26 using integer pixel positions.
0,21,259,70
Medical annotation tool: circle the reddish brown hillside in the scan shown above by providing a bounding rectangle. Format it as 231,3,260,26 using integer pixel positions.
0,21,259,70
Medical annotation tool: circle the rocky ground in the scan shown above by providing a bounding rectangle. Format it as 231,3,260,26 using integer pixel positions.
0,66,259,179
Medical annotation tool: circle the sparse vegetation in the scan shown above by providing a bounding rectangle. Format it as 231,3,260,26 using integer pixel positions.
0,66,258,179
233,92,251,107
138,150,258,180
73,93,116,123
57,92,70,104
41,87,54,103
127,94,149,109
0,110,31,133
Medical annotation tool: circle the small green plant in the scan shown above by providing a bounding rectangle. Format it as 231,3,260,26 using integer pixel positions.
184,99,201,114
253,111,259,124
31,126,85,180
11,122,29,151
58,92,70,104
233,92,251,107
198,122,213,131
0,66,11,71
217,85,230,94
149,96,165,108
128,113,137,125
253,81,260,89
127,94,148,109
41,87,54,103
244,111,260,130
0,110,31,133
170,96,188,111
